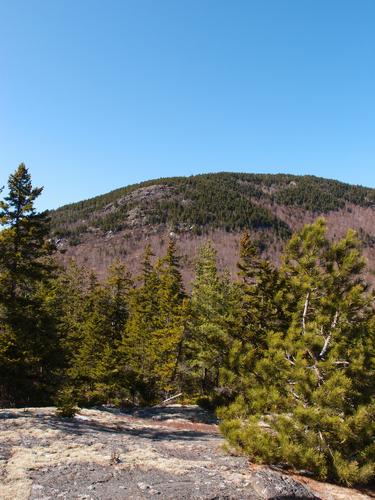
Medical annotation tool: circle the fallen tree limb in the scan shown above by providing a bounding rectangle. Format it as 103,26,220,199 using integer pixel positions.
159,393,183,406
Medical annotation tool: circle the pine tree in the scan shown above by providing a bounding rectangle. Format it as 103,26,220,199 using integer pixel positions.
0,164,57,404
220,219,375,485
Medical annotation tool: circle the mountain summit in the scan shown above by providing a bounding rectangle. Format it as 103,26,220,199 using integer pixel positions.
50,172,375,282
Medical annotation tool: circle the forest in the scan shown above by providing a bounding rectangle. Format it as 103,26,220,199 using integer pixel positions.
50,171,375,240
1,165,374,487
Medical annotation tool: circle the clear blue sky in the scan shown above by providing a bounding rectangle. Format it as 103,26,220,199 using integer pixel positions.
1,0,374,210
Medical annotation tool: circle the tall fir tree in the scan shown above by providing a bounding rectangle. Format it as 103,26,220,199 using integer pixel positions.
219,230,284,403
120,240,187,403
53,262,101,411
186,241,237,397
59,260,133,405
237,229,285,342
0,164,57,404
119,244,162,403
54,260,94,365
154,238,187,395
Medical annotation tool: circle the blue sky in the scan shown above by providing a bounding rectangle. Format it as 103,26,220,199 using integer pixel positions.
1,0,374,210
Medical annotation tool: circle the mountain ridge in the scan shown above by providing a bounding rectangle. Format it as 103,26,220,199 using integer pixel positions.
49,172,375,283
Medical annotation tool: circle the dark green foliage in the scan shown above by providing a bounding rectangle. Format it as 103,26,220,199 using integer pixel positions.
219,219,375,486
49,173,375,242
119,240,187,404
55,386,79,418
118,244,163,403
61,261,133,406
218,230,287,404
185,241,239,397
0,164,59,405
146,174,290,236
274,175,375,211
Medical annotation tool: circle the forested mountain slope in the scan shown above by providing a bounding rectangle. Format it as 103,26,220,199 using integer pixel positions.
50,172,375,281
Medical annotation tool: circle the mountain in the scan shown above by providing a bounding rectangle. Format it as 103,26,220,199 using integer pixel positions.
50,172,375,283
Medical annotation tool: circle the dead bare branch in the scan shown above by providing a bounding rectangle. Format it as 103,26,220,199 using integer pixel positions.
319,311,339,359
302,291,310,334
159,393,183,406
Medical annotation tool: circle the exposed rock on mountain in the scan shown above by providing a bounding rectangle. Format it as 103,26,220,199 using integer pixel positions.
50,173,375,282
1,406,372,499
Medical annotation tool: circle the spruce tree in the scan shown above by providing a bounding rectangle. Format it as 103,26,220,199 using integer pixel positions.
219,230,284,402
119,244,162,403
53,262,98,409
120,240,187,403
0,164,57,404
237,229,285,342
154,239,187,396
63,261,133,405
187,241,237,397
54,260,94,363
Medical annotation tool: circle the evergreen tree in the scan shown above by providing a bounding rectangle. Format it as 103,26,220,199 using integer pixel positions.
237,230,285,342
154,239,187,395
0,164,57,404
186,241,237,397
120,240,187,403
220,220,375,485
63,261,133,405
219,230,284,403
119,244,162,403
54,260,94,363
53,262,99,408
1,164,374,488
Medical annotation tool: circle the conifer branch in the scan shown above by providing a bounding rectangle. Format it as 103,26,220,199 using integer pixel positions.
312,364,323,384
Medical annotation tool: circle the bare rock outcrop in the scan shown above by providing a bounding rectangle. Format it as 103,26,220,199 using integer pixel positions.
0,406,372,500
